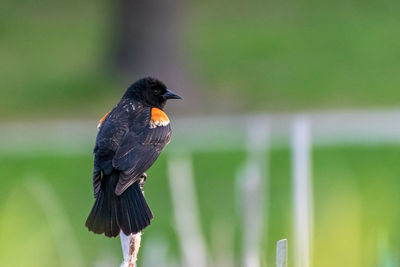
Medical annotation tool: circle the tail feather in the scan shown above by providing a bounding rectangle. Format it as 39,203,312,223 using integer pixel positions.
137,185,153,226
128,189,140,231
88,190,105,233
118,182,153,235
104,186,119,237
85,172,153,237
139,188,153,221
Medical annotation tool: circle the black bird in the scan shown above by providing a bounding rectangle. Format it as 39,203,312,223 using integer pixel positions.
85,77,182,237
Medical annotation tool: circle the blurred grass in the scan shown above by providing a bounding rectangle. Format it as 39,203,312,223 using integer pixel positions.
0,0,119,120
187,0,400,111
1,146,399,266
2,0,400,119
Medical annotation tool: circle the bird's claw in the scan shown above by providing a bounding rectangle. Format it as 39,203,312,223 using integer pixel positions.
139,173,147,190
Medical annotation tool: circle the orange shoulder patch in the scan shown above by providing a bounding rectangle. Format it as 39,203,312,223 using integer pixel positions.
150,108,170,128
97,111,110,130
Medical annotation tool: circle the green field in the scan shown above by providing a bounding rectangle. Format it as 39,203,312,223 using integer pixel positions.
1,146,399,266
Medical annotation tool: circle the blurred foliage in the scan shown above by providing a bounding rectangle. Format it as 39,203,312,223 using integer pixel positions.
1,147,399,266
2,0,400,119
188,0,400,111
0,0,119,119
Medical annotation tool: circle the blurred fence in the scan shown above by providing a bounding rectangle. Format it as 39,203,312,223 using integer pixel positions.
1,108,400,266
2,108,400,155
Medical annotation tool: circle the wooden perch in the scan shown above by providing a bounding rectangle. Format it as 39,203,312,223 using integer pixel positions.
121,174,147,267
120,231,142,267
128,232,142,267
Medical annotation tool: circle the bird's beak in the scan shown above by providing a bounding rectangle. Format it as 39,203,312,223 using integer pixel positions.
163,89,183,100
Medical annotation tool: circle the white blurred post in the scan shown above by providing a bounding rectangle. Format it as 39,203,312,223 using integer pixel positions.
120,231,142,267
291,117,313,267
120,231,131,266
276,239,288,267
239,122,269,267
167,153,208,267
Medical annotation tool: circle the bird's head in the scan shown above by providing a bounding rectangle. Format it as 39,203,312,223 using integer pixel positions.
123,77,183,109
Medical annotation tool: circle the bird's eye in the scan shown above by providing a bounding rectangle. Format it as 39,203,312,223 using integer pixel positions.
153,89,161,95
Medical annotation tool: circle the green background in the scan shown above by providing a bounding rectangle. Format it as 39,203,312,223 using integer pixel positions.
1,0,400,266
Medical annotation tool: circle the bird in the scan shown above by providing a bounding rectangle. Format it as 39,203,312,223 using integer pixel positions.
85,77,182,237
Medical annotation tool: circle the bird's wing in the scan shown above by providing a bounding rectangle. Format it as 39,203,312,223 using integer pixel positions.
112,107,171,195
92,100,135,197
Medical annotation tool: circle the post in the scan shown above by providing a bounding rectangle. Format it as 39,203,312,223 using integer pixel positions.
167,153,208,267
120,175,147,267
239,121,269,267
120,232,142,267
291,117,313,267
276,239,288,267
239,162,263,267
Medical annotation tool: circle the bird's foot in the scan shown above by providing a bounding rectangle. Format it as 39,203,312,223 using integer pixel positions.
139,173,147,190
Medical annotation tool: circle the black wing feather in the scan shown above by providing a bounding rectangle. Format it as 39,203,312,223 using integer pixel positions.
112,113,171,195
